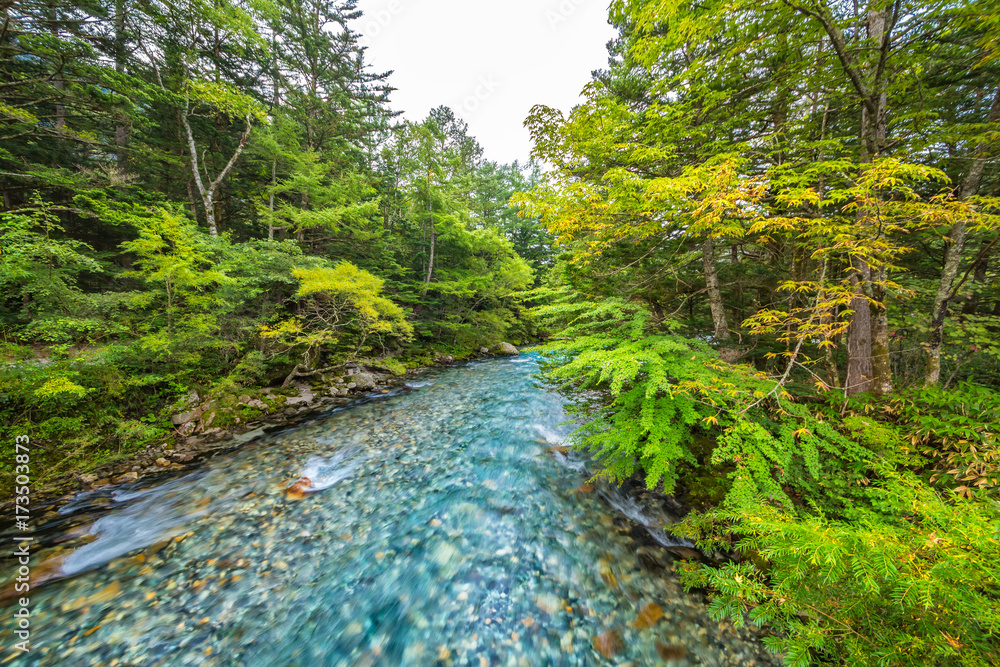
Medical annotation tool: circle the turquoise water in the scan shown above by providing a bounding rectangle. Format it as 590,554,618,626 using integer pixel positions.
12,354,772,666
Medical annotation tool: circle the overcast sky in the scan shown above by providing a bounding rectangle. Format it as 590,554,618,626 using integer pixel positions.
354,0,616,166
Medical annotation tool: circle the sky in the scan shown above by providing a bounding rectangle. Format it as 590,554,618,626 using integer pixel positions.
354,0,617,166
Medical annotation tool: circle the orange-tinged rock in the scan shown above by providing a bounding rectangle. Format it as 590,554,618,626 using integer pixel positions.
656,642,687,660
0,552,66,605
633,602,664,630
92,580,121,604
576,483,595,493
64,581,120,612
591,629,624,659
285,477,314,500
599,559,618,589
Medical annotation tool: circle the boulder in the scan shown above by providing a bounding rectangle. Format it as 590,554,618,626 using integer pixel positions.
171,407,201,426
479,347,490,354
495,342,519,356
436,355,455,363
113,472,139,484
285,383,314,406
352,373,377,391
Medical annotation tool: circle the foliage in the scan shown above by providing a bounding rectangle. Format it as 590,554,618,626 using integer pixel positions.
679,472,1000,666
523,2,1000,663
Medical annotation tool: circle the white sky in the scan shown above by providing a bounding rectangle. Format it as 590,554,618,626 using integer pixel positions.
354,0,616,165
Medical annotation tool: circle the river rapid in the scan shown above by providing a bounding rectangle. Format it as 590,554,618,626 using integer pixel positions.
7,353,773,666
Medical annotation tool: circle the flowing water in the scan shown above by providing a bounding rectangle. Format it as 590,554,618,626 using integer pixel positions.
8,354,773,666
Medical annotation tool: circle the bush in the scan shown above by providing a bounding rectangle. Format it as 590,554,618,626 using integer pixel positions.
537,293,1000,666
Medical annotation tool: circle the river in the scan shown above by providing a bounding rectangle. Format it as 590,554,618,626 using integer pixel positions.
8,353,772,666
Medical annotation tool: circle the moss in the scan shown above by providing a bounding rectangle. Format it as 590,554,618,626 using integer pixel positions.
260,394,286,412
233,404,264,422
369,358,407,376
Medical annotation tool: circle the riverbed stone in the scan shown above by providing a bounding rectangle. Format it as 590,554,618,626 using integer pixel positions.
591,629,624,658
536,593,562,614
634,602,664,629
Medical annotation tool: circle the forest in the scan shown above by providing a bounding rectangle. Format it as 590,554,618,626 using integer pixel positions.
1,0,552,488
3,0,1000,665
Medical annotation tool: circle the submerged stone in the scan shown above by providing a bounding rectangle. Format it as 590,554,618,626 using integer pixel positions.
633,602,664,630
591,629,623,658
285,477,314,500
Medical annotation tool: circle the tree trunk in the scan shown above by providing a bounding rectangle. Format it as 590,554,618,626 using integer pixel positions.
702,237,730,342
268,159,277,241
422,204,435,297
845,269,873,396
203,192,217,236
114,0,128,173
856,5,894,396
924,86,1000,385
870,270,893,396
181,107,252,237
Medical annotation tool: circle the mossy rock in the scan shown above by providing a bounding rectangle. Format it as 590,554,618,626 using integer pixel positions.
233,404,264,422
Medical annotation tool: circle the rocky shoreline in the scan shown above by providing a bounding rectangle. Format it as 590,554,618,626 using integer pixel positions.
7,343,523,515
